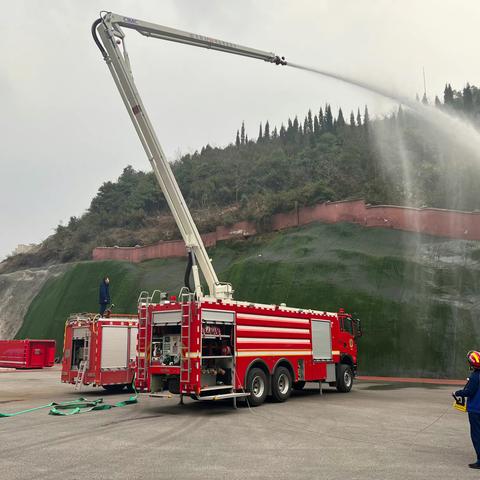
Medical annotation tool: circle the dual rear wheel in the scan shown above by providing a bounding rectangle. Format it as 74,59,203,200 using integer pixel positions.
245,363,354,405
245,366,293,406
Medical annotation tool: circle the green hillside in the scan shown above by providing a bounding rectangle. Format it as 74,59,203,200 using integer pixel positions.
17,222,480,378
4,81,480,274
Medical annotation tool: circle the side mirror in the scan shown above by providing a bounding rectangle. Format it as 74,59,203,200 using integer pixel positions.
354,318,363,338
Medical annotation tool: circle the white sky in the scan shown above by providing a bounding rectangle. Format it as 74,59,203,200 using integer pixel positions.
1,0,479,260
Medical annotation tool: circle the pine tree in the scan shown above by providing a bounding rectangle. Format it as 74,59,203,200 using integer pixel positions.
240,121,245,144
422,93,428,105
258,122,263,142
434,95,441,107
318,107,324,131
264,121,270,140
324,105,333,131
444,83,454,105
337,108,345,127
464,83,473,114
235,130,240,147
293,116,299,132
272,126,278,139
356,108,362,127
303,117,308,135
349,111,355,128
307,109,313,134
279,123,286,138
245,134,249,143
363,105,370,126
313,114,320,134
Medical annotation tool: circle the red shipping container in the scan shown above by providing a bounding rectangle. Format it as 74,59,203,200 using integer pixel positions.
0,339,56,369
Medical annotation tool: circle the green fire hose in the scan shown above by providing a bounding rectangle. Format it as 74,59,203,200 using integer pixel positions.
0,385,138,418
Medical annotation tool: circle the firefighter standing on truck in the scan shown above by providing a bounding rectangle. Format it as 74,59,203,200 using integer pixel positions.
99,276,111,317
454,350,480,469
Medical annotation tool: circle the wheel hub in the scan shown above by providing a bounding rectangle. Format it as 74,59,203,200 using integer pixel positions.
278,373,289,394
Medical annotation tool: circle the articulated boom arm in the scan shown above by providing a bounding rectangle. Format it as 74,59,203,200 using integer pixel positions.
93,12,287,299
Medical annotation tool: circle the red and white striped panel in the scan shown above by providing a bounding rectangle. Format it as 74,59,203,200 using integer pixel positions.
236,312,311,351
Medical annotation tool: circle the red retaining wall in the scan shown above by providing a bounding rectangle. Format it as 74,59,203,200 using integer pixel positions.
92,200,480,262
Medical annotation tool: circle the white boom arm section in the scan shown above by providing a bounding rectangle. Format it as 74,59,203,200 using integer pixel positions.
92,12,287,299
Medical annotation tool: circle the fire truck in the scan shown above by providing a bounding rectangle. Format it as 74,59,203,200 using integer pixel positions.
61,313,138,391
92,13,361,406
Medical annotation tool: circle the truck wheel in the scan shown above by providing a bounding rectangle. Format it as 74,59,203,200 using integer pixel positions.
272,367,292,402
293,381,306,391
336,364,353,393
246,368,267,406
168,377,180,395
103,384,127,392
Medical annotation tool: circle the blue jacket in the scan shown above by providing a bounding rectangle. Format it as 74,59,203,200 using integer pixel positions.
456,370,480,414
99,281,111,305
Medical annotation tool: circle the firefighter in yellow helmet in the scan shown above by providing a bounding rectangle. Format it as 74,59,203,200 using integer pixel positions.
455,351,480,469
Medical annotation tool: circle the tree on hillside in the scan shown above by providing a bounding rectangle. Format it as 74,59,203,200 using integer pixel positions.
324,105,333,132
444,84,454,105
318,107,324,131
258,122,263,142
307,109,313,134
363,106,370,129
350,111,355,128
235,130,240,147
264,121,270,140
434,95,441,107
240,121,246,144
337,108,346,127
356,108,362,127
464,83,473,115
314,114,320,134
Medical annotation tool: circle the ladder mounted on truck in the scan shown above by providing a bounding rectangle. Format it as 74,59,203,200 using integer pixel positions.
92,12,286,301
180,291,194,388
74,333,90,391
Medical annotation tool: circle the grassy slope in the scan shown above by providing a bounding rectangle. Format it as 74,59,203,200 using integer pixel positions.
17,222,480,378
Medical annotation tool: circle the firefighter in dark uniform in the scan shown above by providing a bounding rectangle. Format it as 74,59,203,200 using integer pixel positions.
455,350,480,469
98,276,111,317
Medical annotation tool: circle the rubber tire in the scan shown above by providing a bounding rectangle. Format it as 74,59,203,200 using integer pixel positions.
168,377,180,395
103,384,127,392
293,381,306,391
246,368,268,407
272,367,293,402
336,364,354,393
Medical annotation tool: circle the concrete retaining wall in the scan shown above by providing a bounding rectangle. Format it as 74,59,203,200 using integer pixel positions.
92,200,480,262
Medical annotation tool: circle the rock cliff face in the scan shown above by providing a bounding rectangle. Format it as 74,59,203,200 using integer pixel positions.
0,265,68,340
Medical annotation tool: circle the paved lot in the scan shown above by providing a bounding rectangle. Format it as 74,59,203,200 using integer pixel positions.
0,367,477,480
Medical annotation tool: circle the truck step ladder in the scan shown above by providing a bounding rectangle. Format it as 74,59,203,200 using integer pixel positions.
74,333,90,391
136,291,150,389
180,292,195,389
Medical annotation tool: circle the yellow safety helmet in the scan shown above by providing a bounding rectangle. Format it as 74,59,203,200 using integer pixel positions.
467,351,480,369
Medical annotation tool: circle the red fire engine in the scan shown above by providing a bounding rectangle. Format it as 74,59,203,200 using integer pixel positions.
92,13,361,406
136,295,359,406
61,314,137,391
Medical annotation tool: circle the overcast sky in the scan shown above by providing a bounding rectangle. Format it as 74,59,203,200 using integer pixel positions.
1,0,479,261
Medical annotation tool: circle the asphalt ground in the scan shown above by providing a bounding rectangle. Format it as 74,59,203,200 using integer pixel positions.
0,367,478,480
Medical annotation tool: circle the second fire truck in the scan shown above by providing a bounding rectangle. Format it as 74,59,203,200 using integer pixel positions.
92,12,361,406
